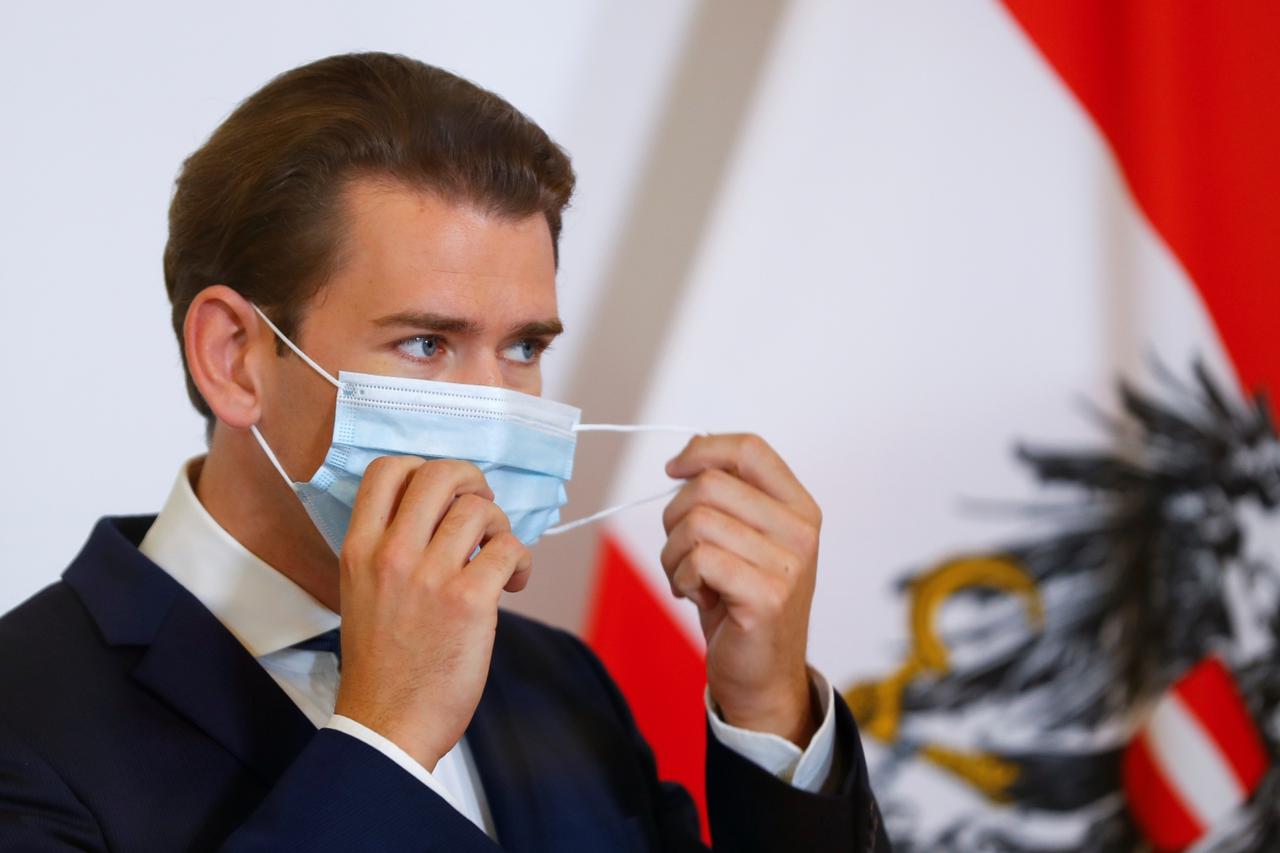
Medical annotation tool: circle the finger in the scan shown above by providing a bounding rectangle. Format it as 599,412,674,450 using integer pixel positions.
669,543,724,611
660,505,797,583
381,459,495,556
420,493,512,576
665,434,818,521
671,543,778,627
662,468,814,553
465,531,534,596
344,456,427,556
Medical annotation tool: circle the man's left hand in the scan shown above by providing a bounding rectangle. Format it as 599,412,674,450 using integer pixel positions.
661,433,821,748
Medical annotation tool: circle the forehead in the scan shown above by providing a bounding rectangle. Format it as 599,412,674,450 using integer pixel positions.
314,177,558,322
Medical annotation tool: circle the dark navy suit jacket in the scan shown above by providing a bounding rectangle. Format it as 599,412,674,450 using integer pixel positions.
0,516,887,851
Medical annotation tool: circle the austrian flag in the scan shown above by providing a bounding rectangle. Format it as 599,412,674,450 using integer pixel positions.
1123,658,1270,851
582,0,1280,847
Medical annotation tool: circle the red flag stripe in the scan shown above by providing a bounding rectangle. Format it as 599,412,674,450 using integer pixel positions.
1000,1,1280,403
585,534,709,840
1122,731,1204,852
1173,657,1269,794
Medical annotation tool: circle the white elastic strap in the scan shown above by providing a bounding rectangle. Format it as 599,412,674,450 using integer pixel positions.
250,424,297,489
543,422,703,536
543,484,683,537
574,423,704,435
250,304,342,388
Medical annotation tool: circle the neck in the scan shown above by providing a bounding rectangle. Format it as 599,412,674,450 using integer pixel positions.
195,428,341,612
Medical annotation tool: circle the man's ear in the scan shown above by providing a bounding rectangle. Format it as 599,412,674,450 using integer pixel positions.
183,285,270,431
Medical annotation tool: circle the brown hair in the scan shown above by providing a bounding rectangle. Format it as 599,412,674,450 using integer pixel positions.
163,52,575,427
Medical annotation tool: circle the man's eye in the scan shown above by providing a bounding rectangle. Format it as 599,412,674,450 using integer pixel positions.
397,336,441,360
504,339,544,364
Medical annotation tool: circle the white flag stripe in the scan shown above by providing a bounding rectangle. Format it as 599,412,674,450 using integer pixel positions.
1145,694,1246,831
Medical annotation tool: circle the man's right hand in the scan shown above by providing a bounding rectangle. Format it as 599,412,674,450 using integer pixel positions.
332,456,531,771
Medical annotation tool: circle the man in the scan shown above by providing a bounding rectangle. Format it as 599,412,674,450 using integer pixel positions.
0,53,886,850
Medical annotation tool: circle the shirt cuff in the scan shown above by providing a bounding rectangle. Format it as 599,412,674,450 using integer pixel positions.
325,714,466,814
704,668,837,793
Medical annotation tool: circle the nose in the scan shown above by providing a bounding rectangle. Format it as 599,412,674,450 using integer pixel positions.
451,354,505,389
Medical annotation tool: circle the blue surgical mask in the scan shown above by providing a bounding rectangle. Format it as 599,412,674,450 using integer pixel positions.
248,305,693,552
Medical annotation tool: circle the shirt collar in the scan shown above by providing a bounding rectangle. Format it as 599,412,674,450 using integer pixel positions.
139,456,340,658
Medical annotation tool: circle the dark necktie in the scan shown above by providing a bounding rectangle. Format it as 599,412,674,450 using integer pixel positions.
291,628,342,669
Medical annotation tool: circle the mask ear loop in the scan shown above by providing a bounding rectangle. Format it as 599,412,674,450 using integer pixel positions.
542,484,683,536
248,303,343,488
541,424,706,537
250,303,342,388
250,424,297,489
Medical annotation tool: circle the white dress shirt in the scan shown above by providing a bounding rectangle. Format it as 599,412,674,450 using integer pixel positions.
138,458,837,839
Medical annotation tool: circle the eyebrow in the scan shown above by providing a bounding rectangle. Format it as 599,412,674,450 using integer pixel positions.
373,311,564,339
509,319,565,339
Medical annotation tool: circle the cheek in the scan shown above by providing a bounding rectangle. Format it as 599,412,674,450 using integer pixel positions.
503,363,542,397
268,361,338,471
302,392,338,456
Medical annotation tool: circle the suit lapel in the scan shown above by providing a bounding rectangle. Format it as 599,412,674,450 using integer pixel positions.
65,515,316,786
131,588,316,784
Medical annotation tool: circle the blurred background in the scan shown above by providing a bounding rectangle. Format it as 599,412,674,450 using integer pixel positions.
4,1,1280,849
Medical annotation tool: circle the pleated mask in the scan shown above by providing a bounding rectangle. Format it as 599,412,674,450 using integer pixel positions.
248,305,692,553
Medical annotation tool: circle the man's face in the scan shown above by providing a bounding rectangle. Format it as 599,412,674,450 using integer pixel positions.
260,177,561,479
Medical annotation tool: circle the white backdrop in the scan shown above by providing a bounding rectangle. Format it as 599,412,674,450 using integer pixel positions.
0,0,698,612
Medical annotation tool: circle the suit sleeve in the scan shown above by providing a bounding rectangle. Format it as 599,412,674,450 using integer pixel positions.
706,692,890,852
217,728,500,852
560,632,891,852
